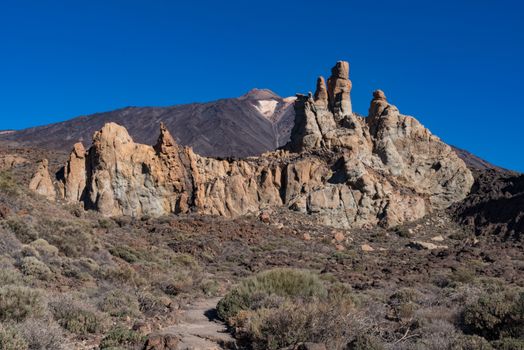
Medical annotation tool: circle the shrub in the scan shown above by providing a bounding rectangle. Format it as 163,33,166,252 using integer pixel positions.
491,338,524,350
100,265,145,287
37,219,94,257
109,245,140,263
200,279,221,297
18,318,65,350
99,326,145,349
50,298,108,335
0,171,20,197
0,268,23,285
137,291,171,316
0,286,44,322
99,290,140,318
461,291,523,340
232,298,365,350
5,218,38,244
346,334,384,350
29,239,59,259
0,324,28,350
217,268,327,322
19,256,53,280
450,334,493,350
217,269,364,350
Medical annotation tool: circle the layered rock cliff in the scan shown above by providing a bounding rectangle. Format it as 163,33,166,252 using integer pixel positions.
30,61,474,228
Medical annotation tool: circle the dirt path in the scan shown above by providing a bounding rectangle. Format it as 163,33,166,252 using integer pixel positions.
163,297,236,350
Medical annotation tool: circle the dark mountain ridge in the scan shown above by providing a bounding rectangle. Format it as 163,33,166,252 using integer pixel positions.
1,89,295,158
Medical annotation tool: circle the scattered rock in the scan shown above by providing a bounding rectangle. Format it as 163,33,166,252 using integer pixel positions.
303,233,311,241
259,211,271,223
409,241,448,250
361,244,375,252
431,235,445,242
333,230,345,242
335,244,346,251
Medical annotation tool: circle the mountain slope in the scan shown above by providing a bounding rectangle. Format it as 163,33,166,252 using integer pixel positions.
1,89,295,158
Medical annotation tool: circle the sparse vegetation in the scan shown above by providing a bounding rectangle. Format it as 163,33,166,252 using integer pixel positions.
50,298,109,335
0,164,522,349
0,286,44,322
99,326,144,349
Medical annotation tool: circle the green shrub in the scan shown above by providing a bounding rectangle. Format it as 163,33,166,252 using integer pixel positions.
461,291,523,340
99,290,140,318
0,286,44,322
0,171,21,197
231,299,358,350
491,338,524,350
109,246,140,263
217,268,327,322
99,326,144,349
200,279,221,297
5,218,38,244
0,268,23,285
0,324,28,350
19,256,53,280
50,298,108,335
29,238,59,259
37,219,94,257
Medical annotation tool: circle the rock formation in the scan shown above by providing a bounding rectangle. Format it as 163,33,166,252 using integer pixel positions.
35,61,474,229
0,155,28,170
29,159,56,201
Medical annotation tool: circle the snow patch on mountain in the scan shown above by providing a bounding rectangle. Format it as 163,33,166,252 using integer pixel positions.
254,99,279,119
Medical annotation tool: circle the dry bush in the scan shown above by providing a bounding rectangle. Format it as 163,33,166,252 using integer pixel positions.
217,268,375,350
99,289,140,318
137,291,172,316
29,239,59,259
18,256,53,280
36,219,95,258
0,171,21,197
0,268,24,285
0,286,44,322
234,299,366,350
461,290,523,340
217,268,328,323
17,318,65,350
99,326,145,350
0,324,28,350
49,296,109,335
4,218,38,244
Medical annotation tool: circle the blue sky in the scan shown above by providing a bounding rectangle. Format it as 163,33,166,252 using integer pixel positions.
0,0,523,171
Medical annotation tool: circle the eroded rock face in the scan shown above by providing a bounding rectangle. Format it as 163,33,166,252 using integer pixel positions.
29,159,56,201
0,155,28,170
48,61,473,229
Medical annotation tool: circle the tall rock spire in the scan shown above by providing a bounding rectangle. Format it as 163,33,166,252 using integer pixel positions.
154,122,178,154
327,61,352,118
313,76,328,108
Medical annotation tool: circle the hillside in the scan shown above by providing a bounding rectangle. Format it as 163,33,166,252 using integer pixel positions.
0,89,295,158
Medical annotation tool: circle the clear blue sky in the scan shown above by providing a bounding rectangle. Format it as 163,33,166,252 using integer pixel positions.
1,0,523,171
